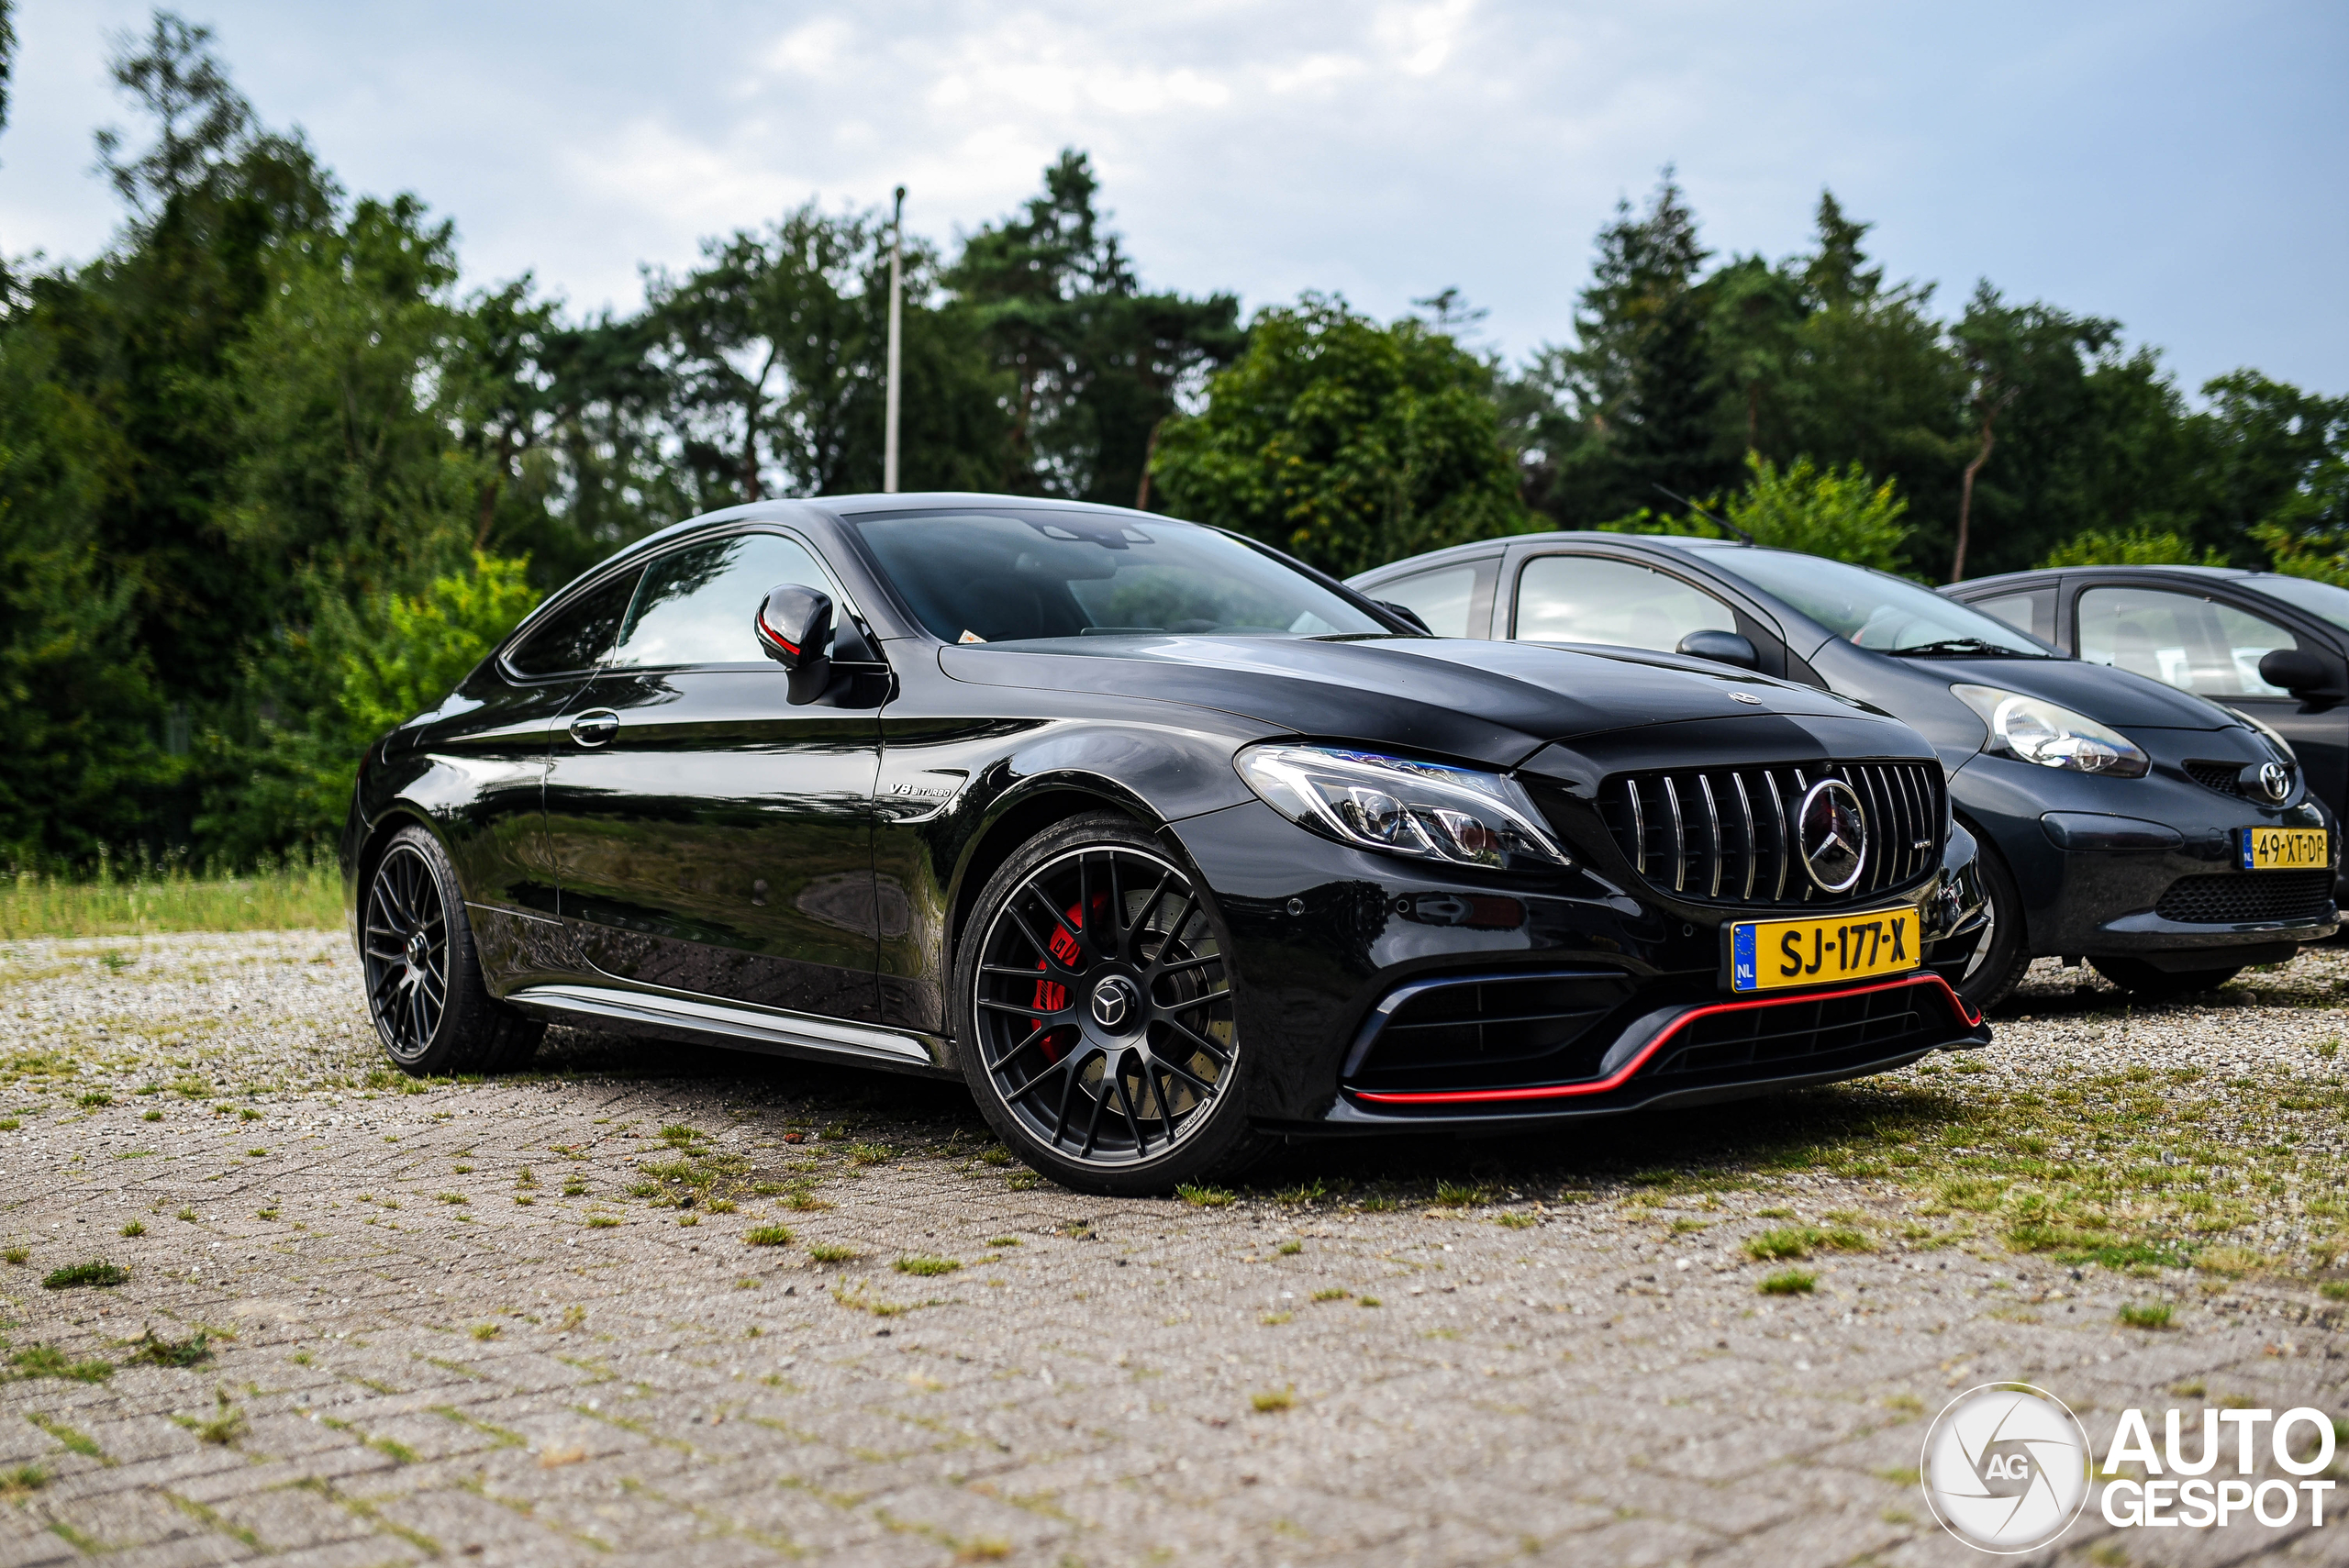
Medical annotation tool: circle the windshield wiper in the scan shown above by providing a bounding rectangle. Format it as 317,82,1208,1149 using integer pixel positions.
1889,637,2039,658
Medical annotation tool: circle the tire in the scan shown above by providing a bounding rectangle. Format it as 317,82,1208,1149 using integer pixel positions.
360,825,544,1076
2088,956,2243,999
1949,833,2030,1016
952,812,1270,1197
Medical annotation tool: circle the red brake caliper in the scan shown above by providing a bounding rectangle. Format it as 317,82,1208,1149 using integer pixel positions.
1030,894,1109,1062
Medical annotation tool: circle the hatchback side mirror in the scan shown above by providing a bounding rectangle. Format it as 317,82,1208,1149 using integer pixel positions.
1677,628,1759,671
2258,647,2332,696
755,584,834,704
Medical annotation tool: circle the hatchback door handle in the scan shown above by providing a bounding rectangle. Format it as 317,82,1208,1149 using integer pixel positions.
568,709,619,748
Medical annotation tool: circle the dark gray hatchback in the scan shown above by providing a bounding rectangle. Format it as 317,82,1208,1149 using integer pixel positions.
1351,533,2339,1009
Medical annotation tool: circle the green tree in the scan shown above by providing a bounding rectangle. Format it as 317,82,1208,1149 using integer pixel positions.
339,553,540,740
1152,294,1527,577
2039,527,2222,568
1947,285,2117,580
952,150,1243,506
1605,453,1910,573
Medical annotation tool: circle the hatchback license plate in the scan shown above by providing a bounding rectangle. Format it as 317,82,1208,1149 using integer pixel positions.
1730,906,1921,995
2240,826,2328,870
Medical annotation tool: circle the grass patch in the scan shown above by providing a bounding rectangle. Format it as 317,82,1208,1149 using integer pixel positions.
894,1255,961,1277
1175,1183,1235,1208
0,1465,42,1500
1759,1269,1817,1296
9,1345,113,1383
0,856,340,939
2118,1301,2175,1329
807,1242,858,1264
742,1224,795,1248
127,1329,211,1368
1251,1387,1296,1413
41,1260,127,1290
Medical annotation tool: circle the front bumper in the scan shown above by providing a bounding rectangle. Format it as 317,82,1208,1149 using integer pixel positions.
1169,797,1988,1133
1954,753,2339,959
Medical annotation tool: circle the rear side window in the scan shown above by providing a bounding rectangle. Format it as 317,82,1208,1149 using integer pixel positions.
606,532,838,669
1969,590,2052,642
1373,562,1492,638
2077,585,2297,696
1515,555,1736,651
505,570,640,678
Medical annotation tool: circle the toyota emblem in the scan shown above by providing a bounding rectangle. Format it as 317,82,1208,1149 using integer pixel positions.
1797,778,1869,894
2257,761,2292,803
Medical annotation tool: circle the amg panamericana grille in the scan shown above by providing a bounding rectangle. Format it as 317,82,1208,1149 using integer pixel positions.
1600,762,1944,907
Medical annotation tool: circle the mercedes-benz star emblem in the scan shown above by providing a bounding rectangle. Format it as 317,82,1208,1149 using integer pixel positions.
1797,778,1868,894
2248,760,2293,804
1089,974,1141,1031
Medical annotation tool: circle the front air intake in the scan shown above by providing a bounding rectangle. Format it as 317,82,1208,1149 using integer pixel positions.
1598,762,1944,907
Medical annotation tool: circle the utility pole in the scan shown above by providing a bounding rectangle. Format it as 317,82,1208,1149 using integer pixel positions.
883,185,905,494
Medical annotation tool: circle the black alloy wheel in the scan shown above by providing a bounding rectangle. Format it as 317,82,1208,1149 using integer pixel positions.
361,826,543,1075
1950,831,2029,1015
956,815,1265,1195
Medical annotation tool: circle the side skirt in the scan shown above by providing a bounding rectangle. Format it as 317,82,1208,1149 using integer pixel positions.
503,983,952,1078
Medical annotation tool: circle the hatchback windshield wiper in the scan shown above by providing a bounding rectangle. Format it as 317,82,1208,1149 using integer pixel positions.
1889,637,2039,658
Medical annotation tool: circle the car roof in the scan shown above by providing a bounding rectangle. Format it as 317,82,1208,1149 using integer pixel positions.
1954,563,2259,592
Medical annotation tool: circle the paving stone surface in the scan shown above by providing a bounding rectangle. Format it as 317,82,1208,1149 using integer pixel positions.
0,931,2343,1565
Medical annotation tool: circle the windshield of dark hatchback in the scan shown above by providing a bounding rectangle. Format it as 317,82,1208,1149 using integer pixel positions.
850,510,1386,643
1696,547,2050,656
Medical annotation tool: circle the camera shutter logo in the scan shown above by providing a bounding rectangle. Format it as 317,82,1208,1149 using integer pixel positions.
1920,1384,2090,1552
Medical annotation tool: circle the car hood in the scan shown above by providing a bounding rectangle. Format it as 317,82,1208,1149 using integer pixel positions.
938,635,1924,767
1897,654,2235,731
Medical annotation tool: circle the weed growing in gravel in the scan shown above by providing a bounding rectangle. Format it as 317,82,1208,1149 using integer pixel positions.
706,1198,736,1214
780,1186,831,1211
584,1215,619,1229
1251,1387,1296,1413
1261,1311,1293,1325
254,1207,278,1221
1359,1296,1382,1307
807,1242,857,1263
1176,1183,1235,1208
2317,1037,2341,1061
1759,1269,1817,1295
1276,1240,1303,1255
119,1221,143,1238
472,1324,499,1340
847,1142,893,1166
127,1329,210,1368
895,1255,960,1276
1433,1181,1490,1208
986,1236,1019,1248
10,1346,113,1382
1496,1213,1537,1229
0,1119,17,1132
1,1246,23,1263
979,1147,1014,1166
1005,1173,1041,1191
677,1214,698,1228
742,1224,794,1247
141,1109,161,1122
1273,1178,1333,1206
562,1178,587,1196
560,1306,586,1330
2119,1302,2175,1329
194,1389,245,1444
76,1093,110,1107
42,1261,126,1290
0,1465,42,1500
238,1106,261,1122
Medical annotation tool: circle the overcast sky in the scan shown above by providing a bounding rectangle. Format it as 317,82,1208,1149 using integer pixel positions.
3,1,2343,395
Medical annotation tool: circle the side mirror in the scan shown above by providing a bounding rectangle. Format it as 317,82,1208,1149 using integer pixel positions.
2258,647,2332,695
755,584,834,705
1677,628,1759,671
1375,599,1434,636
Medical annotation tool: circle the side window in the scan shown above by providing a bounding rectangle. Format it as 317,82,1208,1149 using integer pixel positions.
607,533,839,670
505,569,640,679
2076,586,2297,696
1373,562,1491,638
1514,555,1736,651
1969,590,2052,643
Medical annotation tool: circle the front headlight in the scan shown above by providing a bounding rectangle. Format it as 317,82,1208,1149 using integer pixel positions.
1951,684,2149,777
1234,743,1569,869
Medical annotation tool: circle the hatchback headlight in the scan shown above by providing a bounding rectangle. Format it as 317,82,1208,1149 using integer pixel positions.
1951,684,2149,777
1234,744,1569,869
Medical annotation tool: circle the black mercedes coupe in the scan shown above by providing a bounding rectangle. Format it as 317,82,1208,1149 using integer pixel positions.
341,496,1991,1195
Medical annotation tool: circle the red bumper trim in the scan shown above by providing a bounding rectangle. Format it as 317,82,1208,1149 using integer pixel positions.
1345,972,1979,1106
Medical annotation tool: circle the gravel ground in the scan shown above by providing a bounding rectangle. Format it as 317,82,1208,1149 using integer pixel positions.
0,932,2344,1566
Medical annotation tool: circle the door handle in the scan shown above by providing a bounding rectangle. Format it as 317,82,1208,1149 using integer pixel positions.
568,709,619,748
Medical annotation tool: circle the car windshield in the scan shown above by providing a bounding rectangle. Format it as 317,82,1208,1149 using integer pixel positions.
850,509,1387,643
2246,573,2349,634
1703,548,2051,655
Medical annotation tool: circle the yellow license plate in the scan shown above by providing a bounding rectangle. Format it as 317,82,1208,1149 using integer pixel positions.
1730,906,1921,994
2241,826,2328,870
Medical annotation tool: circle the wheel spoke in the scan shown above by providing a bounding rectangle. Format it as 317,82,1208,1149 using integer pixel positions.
1158,988,1230,1017
1158,1017,1232,1066
1003,902,1080,976
1151,950,1222,978
1152,1068,1178,1147
1111,1070,1149,1155
978,996,1073,1020
1155,1055,1217,1096
1151,895,1198,966
1127,873,1172,962
1077,1075,1110,1157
